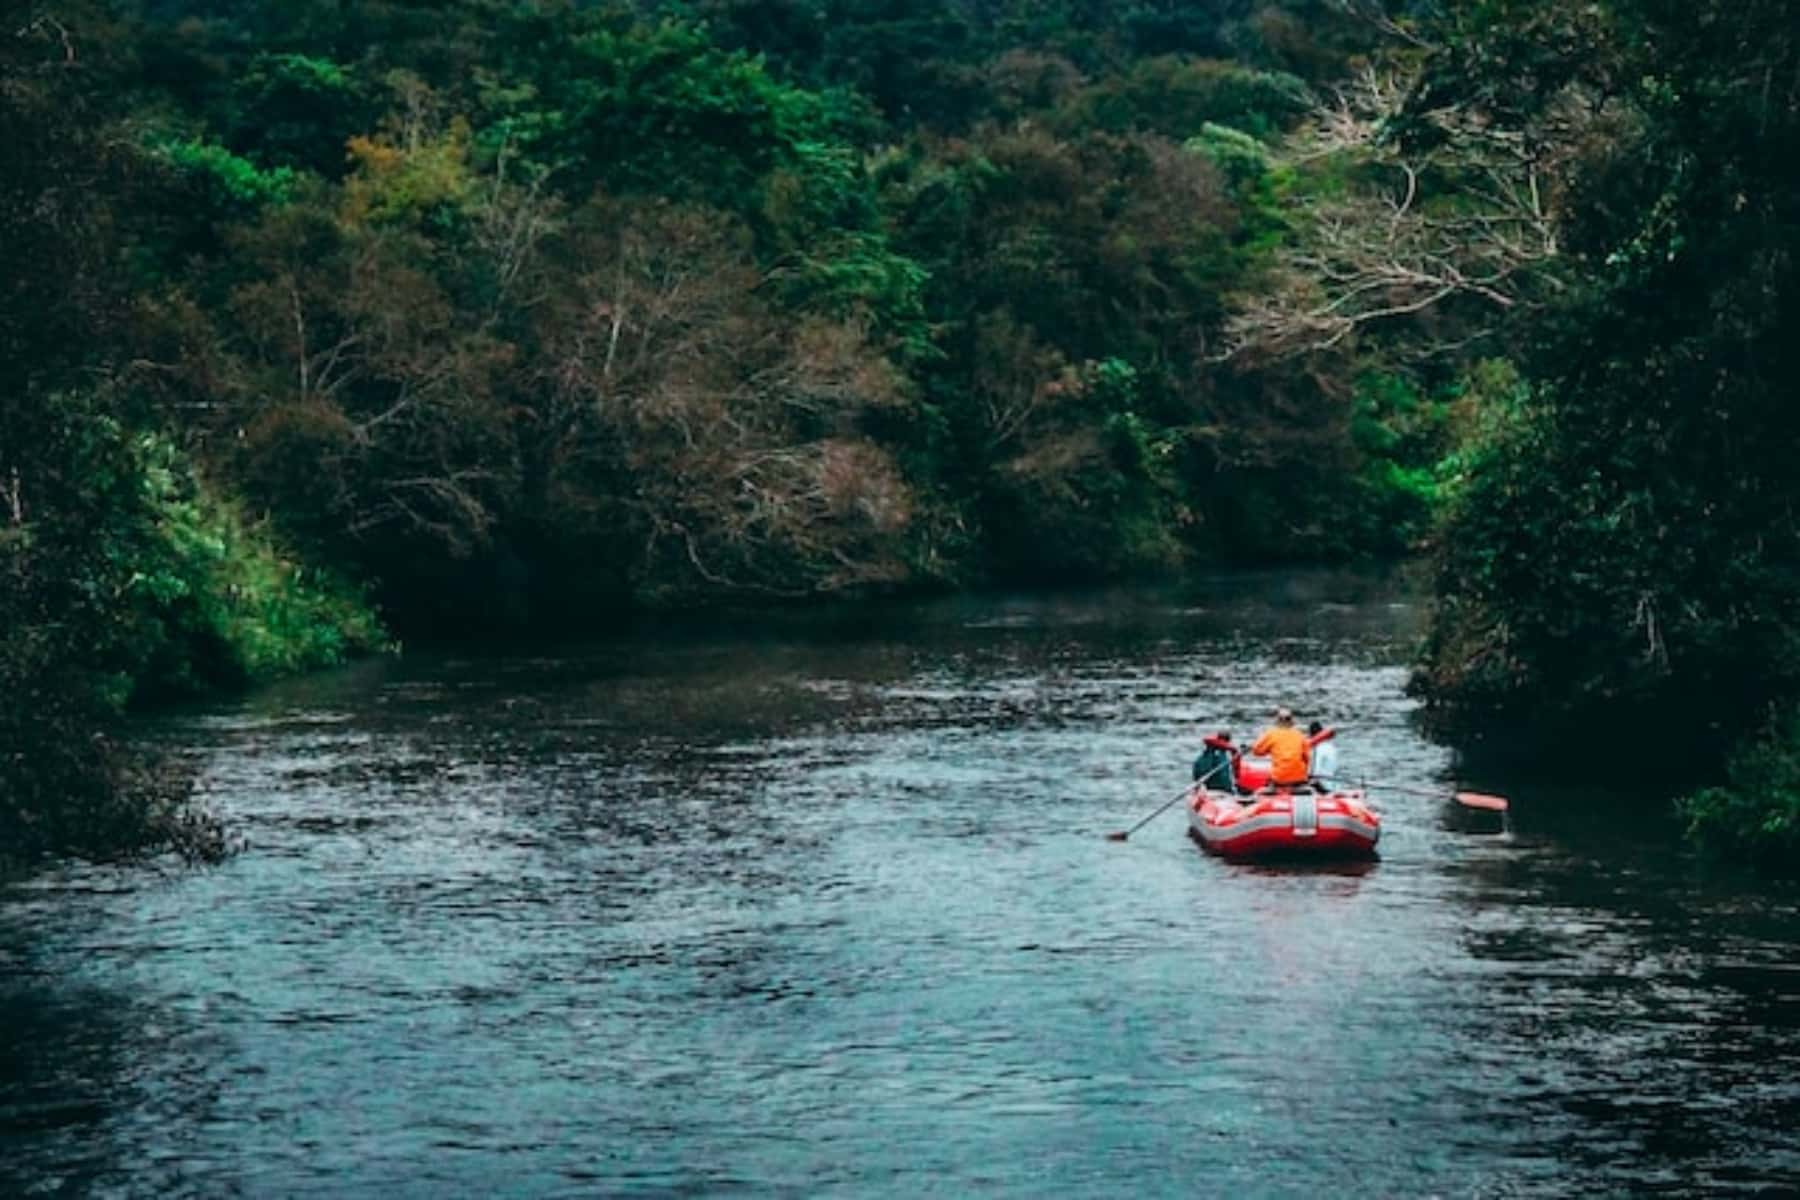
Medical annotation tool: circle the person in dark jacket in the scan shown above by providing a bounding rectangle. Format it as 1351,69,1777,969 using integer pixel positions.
1192,732,1239,791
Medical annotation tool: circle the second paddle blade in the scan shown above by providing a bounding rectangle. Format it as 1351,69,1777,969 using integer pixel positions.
1454,791,1510,812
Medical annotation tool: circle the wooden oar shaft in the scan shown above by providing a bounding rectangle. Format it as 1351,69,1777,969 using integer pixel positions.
1367,781,1510,810
1106,760,1229,841
1107,787,1192,841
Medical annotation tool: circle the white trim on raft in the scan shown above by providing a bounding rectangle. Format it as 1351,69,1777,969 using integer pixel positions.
1316,813,1380,839
1293,792,1318,836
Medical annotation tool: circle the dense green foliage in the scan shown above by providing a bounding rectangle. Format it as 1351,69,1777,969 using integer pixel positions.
1678,704,1800,868
0,389,376,862
43,0,1454,629
2,6,384,862
11,0,1485,857
1396,0,1800,866
15,0,1797,867
125,432,389,699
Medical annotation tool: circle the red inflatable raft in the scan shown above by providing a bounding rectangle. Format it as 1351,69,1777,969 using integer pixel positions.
1188,786,1380,860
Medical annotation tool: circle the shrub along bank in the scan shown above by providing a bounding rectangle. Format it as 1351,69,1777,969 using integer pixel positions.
1,393,385,866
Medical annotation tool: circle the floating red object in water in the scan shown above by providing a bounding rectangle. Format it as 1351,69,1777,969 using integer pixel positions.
1454,792,1510,812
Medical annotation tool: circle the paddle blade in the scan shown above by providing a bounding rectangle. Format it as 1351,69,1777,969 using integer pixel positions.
1454,791,1510,812
1105,831,1130,842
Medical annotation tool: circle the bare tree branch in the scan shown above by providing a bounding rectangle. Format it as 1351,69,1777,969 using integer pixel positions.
1323,1,1440,51
13,14,77,63
1220,66,1570,364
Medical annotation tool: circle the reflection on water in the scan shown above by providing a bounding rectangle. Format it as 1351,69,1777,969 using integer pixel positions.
4,572,1798,1196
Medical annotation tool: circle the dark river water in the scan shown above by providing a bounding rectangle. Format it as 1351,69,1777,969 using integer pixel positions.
4,572,1798,1197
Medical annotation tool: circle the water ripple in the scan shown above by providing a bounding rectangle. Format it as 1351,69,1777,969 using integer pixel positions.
4,576,1798,1196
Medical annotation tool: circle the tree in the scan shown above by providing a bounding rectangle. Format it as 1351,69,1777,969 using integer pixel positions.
0,7,219,861
1218,64,1566,364
1404,1,1800,780
527,195,920,600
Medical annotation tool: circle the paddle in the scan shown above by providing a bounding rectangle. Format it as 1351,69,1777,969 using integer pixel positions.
1361,781,1510,811
1106,760,1230,842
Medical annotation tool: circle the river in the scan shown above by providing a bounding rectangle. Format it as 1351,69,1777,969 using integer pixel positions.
3,571,1797,1197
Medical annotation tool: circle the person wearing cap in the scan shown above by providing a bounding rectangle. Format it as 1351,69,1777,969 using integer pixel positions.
1250,707,1310,790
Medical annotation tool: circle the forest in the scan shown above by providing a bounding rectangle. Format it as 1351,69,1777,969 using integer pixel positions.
3,0,1797,870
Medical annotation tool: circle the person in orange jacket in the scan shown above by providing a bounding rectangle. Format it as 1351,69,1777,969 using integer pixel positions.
1250,706,1311,790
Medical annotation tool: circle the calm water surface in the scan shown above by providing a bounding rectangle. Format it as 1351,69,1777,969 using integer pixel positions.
4,572,1798,1197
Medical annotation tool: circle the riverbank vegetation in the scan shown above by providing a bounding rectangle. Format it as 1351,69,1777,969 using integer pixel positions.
1390,1,1800,867
3,1,1796,869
